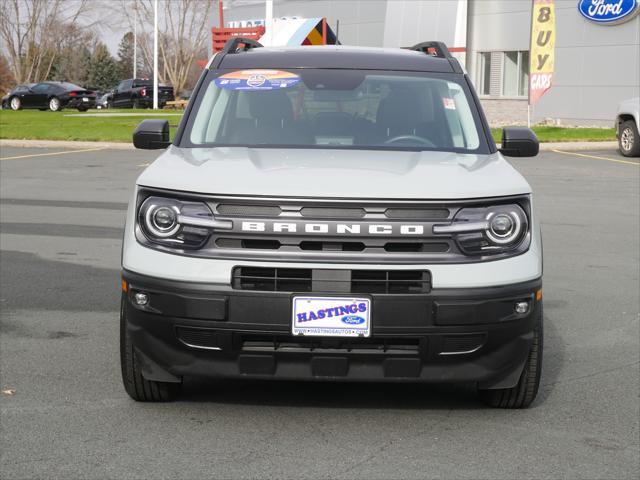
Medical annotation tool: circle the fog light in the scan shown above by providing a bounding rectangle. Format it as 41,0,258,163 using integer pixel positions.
134,292,149,306
514,301,529,315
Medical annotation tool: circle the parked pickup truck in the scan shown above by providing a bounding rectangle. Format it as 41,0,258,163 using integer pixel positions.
616,97,640,157
112,78,174,109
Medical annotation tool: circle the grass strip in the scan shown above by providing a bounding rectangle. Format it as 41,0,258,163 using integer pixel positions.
1,110,616,144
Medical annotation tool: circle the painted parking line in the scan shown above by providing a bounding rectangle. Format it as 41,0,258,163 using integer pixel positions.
0,147,108,161
551,149,640,166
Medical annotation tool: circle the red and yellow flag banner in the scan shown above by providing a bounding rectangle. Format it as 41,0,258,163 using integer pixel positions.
529,0,556,105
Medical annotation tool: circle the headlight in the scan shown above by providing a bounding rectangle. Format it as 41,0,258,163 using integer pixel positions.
433,204,529,255
138,196,231,249
145,205,180,237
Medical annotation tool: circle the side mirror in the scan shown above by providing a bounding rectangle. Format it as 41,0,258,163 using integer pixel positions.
133,119,170,149
499,127,539,157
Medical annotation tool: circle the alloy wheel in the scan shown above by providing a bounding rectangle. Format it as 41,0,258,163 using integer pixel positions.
10,97,20,110
49,98,61,111
621,127,634,152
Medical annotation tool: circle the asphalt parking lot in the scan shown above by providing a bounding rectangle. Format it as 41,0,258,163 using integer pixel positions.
0,145,638,479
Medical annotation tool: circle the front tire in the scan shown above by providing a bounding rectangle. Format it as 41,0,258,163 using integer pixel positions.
120,298,180,402
619,120,640,157
10,96,21,110
478,304,543,408
48,97,61,112
77,106,88,112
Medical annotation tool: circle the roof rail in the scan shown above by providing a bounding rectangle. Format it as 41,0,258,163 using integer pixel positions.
408,41,452,59
408,41,463,74
222,37,263,54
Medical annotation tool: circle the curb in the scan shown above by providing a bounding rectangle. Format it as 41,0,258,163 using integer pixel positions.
1,139,618,152
0,139,134,150
538,141,618,152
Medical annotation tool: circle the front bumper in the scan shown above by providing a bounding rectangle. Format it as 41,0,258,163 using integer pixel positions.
123,270,542,388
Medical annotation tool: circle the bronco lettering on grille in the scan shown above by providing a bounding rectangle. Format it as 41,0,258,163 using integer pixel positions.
240,221,427,236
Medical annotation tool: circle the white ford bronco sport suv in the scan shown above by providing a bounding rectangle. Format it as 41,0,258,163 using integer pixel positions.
122,39,543,408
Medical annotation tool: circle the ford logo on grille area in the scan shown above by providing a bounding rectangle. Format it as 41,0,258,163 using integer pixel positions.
342,315,365,325
578,0,640,25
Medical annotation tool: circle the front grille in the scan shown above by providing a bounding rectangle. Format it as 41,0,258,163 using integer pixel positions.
351,270,431,294
300,207,366,218
137,189,531,264
216,204,282,216
216,238,281,249
232,267,312,292
216,239,449,254
383,242,449,253
385,208,450,219
203,197,463,263
232,267,431,294
299,241,366,251
240,334,422,355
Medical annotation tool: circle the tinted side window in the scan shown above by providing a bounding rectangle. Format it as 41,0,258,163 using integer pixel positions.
32,84,50,93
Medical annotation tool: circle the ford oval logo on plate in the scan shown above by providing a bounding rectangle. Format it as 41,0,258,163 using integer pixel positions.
578,0,640,25
341,315,365,325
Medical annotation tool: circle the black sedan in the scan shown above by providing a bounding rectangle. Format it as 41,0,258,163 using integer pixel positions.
5,82,96,112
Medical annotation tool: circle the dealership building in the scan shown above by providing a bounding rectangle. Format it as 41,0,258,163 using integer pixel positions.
214,0,640,126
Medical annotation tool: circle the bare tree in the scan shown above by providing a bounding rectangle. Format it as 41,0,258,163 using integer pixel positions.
0,54,16,93
127,0,212,94
0,0,93,83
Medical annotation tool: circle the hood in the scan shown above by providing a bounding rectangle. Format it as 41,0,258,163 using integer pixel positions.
136,146,531,200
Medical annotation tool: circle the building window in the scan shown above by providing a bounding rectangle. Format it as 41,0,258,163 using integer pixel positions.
502,51,529,97
478,52,492,96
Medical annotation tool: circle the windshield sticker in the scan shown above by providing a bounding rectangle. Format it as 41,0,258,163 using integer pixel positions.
443,98,456,110
215,70,300,90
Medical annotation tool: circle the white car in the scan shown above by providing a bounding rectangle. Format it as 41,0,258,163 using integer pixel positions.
616,97,640,157
122,39,543,408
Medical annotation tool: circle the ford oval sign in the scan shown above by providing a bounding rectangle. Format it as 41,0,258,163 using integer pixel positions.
578,0,640,25
341,315,365,325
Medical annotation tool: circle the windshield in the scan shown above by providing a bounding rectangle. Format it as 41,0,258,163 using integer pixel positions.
184,69,487,153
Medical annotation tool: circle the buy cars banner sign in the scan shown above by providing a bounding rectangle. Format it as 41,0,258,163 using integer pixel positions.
529,0,556,105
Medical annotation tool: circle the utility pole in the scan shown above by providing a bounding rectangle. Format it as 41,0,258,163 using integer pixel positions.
133,0,137,79
266,0,273,41
153,0,158,109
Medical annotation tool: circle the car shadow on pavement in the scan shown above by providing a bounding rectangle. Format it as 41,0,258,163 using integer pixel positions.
536,304,565,403
180,377,483,410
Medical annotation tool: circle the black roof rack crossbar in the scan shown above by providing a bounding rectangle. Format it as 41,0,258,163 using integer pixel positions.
222,37,263,54
409,41,452,59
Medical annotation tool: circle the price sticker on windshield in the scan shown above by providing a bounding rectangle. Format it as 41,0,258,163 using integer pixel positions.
443,97,456,110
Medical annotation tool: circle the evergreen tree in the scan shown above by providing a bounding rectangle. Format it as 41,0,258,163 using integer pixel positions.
87,44,121,91
117,32,139,79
